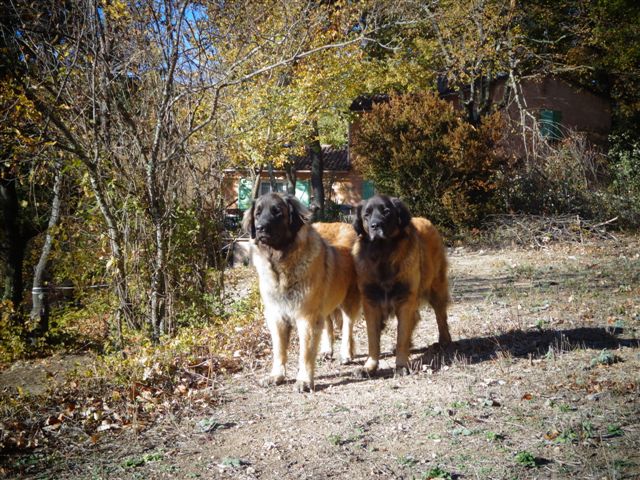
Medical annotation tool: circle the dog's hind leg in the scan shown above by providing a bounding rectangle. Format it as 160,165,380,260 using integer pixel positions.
340,286,361,364
428,283,451,346
319,314,335,360
295,315,323,392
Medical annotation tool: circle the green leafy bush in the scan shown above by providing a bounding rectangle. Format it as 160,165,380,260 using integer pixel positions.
351,92,513,230
607,131,640,227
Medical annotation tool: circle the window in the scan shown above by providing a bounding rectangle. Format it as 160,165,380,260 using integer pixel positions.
259,180,287,196
539,109,563,140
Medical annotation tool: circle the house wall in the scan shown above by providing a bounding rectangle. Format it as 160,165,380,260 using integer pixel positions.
493,76,612,151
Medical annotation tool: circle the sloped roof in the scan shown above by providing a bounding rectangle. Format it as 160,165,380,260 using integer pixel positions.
294,145,350,171
349,94,390,112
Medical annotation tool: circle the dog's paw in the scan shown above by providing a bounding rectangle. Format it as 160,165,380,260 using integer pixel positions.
437,333,452,347
433,339,452,351
295,380,314,393
340,355,353,366
260,375,285,387
363,357,379,374
319,351,333,362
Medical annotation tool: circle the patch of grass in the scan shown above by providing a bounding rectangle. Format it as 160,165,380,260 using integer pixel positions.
535,318,548,330
613,459,636,469
421,466,453,479
590,349,621,367
607,424,624,437
398,454,419,468
555,429,578,444
558,403,576,413
451,427,473,436
122,452,164,469
328,427,365,447
486,431,504,442
581,421,595,439
514,450,538,468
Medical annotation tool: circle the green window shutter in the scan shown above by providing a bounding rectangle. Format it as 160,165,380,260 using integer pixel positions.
539,109,562,140
295,180,310,207
238,178,253,211
362,180,375,200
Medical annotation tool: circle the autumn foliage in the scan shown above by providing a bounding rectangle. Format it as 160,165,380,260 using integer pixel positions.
351,92,514,229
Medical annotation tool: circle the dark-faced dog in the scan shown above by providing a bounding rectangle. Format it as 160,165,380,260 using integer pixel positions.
243,193,360,391
352,194,451,375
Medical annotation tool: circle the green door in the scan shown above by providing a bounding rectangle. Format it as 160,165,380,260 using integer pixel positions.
295,180,310,207
539,109,562,140
362,180,375,200
238,178,253,211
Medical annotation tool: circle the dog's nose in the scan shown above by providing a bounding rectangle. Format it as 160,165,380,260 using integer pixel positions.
256,224,266,233
370,222,380,230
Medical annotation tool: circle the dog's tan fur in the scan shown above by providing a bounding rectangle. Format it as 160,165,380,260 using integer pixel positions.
243,194,360,391
312,222,359,361
353,199,450,374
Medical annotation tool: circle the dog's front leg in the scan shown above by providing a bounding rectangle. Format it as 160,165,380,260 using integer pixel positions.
362,301,384,374
295,315,323,392
264,311,291,386
395,304,420,375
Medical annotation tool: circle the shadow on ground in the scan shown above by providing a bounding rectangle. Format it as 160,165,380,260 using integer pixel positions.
311,326,639,389
415,326,639,371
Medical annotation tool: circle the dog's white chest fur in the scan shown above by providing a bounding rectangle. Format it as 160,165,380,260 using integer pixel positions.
250,230,320,319
253,253,308,313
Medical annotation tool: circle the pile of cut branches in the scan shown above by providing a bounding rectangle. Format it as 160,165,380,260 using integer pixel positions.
483,214,618,248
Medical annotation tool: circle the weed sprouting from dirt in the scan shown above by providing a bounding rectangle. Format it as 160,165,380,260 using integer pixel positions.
514,450,538,468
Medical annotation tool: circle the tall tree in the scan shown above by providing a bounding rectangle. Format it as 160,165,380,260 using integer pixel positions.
1,0,400,338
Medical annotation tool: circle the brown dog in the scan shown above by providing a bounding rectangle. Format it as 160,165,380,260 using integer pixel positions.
352,194,450,375
243,193,360,391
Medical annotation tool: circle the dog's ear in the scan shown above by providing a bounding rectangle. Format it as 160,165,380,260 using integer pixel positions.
390,197,411,230
352,202,365,237
241,201,256,239
284,194,310,236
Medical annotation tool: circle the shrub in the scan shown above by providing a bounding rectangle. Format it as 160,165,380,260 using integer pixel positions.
351,92,514,230
505,132,609,219
606,131,640,227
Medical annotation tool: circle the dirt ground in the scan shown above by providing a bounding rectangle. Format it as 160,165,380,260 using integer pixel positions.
3,237,640,479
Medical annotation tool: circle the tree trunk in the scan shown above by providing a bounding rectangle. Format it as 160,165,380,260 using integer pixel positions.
267,162,277,191
284,162,297,195
30,162,64,333
309,120,324,220
250,166,263,199
87,168,136,333
0,173,25,306
149,221,167,340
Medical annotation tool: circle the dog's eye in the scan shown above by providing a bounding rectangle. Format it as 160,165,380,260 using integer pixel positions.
255,207,262,216
271,206,282,217
382,208,390,216
364,208,372,218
